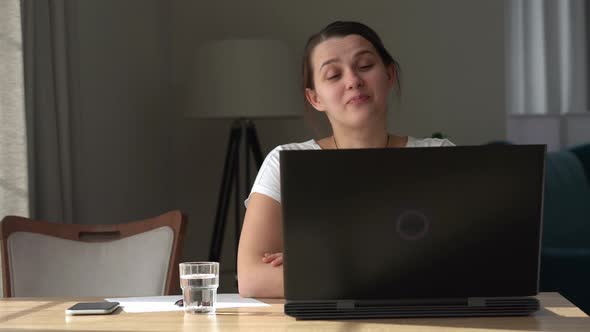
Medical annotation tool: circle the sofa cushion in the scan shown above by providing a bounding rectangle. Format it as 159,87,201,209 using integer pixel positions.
570,143,590,188
543,151,590,249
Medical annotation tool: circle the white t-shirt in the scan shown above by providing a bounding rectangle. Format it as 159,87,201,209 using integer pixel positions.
244,136,455,207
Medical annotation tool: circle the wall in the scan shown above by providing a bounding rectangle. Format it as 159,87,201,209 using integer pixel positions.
73,0,175,224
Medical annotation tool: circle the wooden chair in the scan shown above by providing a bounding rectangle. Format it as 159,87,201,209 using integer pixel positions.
0,210,187,297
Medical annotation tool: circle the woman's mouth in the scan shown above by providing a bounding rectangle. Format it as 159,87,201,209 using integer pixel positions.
347,94,371,105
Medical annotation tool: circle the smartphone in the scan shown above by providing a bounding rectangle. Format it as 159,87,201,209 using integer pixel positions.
65,302,120,315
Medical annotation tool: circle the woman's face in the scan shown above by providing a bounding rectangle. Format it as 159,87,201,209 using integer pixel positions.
305,34,395,130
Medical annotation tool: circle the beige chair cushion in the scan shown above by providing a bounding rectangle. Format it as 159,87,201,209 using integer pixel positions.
7,226,173,297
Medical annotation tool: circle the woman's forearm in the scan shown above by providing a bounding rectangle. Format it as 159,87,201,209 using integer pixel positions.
238,261,284,298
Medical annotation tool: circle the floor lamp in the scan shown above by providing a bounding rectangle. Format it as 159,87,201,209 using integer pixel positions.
186,40,300,263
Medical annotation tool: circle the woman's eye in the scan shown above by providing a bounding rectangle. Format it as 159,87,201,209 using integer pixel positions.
327,73,341,80
359,64,374,70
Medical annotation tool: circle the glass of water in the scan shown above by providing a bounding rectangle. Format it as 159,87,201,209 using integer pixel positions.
179,262,219,314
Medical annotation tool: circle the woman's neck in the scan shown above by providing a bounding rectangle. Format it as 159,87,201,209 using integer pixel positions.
331,128,389,149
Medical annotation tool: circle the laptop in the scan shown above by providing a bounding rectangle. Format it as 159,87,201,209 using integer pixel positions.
280,144,545,320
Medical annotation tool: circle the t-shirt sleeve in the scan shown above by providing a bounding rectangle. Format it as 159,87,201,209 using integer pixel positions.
244,147,281,207
440,139,455,147
414,138,456,147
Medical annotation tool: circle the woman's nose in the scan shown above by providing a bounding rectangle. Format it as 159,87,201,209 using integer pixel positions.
346,71,364,89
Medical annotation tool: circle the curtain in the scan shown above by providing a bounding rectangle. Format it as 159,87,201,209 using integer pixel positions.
506,0,588,115
21,0,79,223
0,1,28,218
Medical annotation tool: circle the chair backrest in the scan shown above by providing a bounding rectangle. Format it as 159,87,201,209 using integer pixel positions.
0,210,187,297
570,143,590,188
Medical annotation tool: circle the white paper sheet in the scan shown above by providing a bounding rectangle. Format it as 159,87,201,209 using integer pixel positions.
105,293,270,313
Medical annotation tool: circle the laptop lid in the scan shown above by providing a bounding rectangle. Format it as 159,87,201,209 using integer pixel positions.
280,145,545,302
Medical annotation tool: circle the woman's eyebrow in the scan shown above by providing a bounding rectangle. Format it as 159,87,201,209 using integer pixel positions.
319,58,340,72
353,49,375,59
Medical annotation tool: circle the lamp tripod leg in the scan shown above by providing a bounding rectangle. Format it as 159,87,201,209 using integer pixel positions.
246,121,264,169
209,122,242,262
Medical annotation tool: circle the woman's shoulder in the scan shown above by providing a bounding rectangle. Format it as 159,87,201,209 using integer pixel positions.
406,136,455,147
261,139,320,164
270,139,321,153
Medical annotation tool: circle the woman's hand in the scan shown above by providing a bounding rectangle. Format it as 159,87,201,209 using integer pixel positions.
262,252,283,266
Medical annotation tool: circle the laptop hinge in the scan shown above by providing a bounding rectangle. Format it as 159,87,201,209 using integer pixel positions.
467,297,486,307
336,300,355,310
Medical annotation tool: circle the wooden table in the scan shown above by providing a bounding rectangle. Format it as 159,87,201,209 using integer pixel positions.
1,293,588,331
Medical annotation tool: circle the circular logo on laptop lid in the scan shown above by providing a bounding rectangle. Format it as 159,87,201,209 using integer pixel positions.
396,210,430,241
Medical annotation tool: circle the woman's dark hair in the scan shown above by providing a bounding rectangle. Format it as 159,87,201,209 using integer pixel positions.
302,21,402,138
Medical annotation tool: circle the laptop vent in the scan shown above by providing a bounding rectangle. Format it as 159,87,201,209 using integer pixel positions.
285,297,540,320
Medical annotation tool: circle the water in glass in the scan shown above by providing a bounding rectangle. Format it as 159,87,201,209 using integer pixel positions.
180,273,219,313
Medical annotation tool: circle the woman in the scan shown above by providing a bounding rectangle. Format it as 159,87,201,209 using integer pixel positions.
237,21,454,298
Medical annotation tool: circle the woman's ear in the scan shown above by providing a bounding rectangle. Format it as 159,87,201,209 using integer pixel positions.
386,63,396,89
305,88,326,112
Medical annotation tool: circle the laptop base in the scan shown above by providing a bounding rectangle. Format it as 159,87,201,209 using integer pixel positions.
285,297,540,320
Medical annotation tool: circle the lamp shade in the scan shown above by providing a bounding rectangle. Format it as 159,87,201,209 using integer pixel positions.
186,39,301,119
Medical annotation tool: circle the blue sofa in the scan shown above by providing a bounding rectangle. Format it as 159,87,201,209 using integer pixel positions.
541,143,590,314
